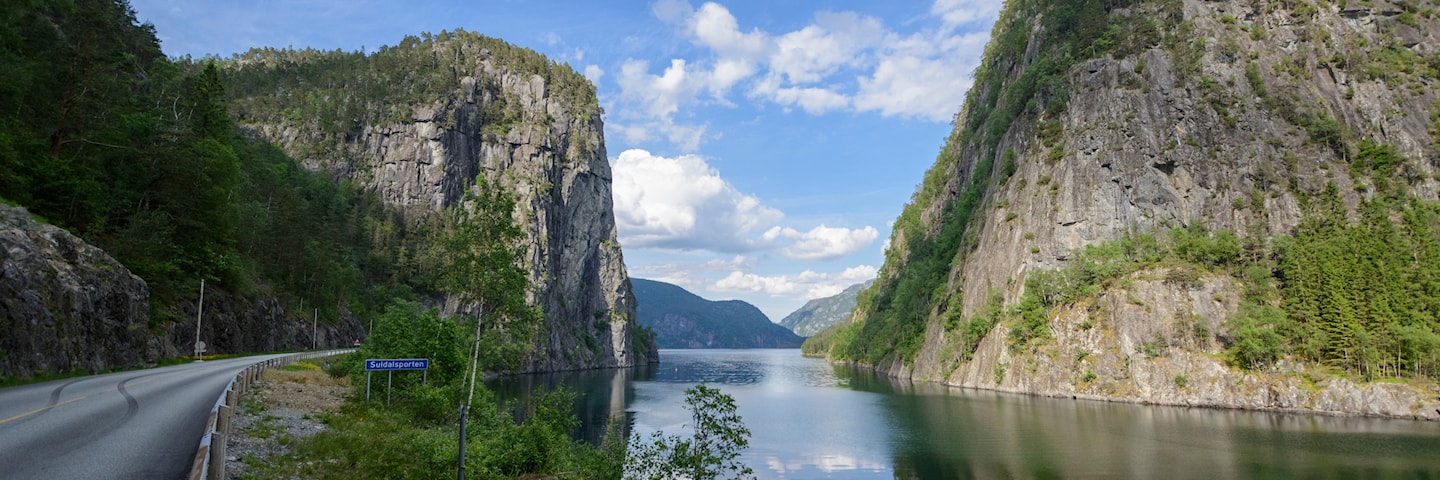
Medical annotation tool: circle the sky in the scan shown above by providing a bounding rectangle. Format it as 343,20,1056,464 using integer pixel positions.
130,0,1003,322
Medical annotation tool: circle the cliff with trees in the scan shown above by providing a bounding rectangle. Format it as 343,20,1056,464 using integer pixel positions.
0,0,653,380
806,0,1440,419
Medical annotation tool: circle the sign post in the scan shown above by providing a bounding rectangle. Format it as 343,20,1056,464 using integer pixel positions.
364,359,429,406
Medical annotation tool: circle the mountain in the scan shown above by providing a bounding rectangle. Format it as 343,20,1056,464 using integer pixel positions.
632,278,804,349
0,1,652,379
220,30,656,371
779,280,874,337
807,0,1440,420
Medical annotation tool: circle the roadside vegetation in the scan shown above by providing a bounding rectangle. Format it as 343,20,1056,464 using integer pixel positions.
242,302,753,479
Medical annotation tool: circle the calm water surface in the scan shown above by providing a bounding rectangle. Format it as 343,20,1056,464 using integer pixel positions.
490,349,1440,479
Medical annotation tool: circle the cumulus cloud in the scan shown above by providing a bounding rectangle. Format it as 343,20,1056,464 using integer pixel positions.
778,225,880,261
630,255,759,292
768,11,884,84
713,265,878,300
583,64,604,84
607,0,1001,150
931,0,1004,28
611,149,783,252
689,2,768,59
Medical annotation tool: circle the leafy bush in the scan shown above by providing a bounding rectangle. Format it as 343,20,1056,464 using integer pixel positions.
628,384,754,480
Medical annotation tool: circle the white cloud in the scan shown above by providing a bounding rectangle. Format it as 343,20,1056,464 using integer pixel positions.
779,225,880,261
652,0,695,25
931,0,1003,28
689,2,769,59
853,53,968,121
768,11,884,84
630,255,759,292
611,149,782,252
617,58,697,120
610,1,999,150
613,59,712,151
713,265,878,300
768,86,850,114
583,64,604,84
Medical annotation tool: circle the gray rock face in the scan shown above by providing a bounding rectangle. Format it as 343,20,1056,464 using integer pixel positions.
254,58,655,371
0,205,165,378
859,0,1440,419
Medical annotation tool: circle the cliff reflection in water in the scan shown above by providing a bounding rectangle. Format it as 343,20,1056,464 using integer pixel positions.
837,366,1440,479
492,350,1440,479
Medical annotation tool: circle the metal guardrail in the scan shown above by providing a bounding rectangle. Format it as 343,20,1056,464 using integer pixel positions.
187,349,355,480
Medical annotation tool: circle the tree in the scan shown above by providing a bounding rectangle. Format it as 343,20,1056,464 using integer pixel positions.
627,384,754,480
438,176,541,372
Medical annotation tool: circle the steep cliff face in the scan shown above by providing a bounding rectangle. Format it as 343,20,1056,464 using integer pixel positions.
823,0,1440,419
231,33,656,371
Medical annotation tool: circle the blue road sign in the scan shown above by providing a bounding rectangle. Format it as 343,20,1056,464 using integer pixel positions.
365,358,429,371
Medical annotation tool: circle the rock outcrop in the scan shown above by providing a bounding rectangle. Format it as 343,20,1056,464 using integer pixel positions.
827,0,1440,420
0,205,166,378
239,34,657,371
930,268,1440,421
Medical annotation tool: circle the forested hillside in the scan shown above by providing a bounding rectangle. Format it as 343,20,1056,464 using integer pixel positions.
807,0,1440,418
632,278,803,349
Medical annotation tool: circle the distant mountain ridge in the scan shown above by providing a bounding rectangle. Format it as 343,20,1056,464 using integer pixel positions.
632,278,804,349
779,280,874,337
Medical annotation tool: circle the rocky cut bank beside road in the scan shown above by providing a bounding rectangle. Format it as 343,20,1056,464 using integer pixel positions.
0,204,365,380
809,0,1440,420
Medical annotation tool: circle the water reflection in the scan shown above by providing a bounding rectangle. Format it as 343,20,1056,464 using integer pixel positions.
839,369,1440,479
491,350,1440,479
487,362,656,445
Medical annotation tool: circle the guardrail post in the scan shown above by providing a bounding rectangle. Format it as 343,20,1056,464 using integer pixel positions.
207,432,225,480
218,404,232,436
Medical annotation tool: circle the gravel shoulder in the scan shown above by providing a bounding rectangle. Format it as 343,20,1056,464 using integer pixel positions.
225,365,350,480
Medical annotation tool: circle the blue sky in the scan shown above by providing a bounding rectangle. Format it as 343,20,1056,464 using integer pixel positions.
130,0,1003,321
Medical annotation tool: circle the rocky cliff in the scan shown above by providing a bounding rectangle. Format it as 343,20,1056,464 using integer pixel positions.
817,0,1440,420
780,280,873,337
1,205,164,378
633,278,804,349
0,205,363,380
227,32,657,371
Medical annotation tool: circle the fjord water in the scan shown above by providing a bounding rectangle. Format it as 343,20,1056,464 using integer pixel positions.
490,349,1440,478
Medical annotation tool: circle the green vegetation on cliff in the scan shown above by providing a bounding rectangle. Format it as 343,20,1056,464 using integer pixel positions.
915,174,1440,382
221,28,599,145
816,0,1170,366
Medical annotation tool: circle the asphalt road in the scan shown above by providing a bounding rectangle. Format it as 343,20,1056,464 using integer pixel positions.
0,354,290,480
